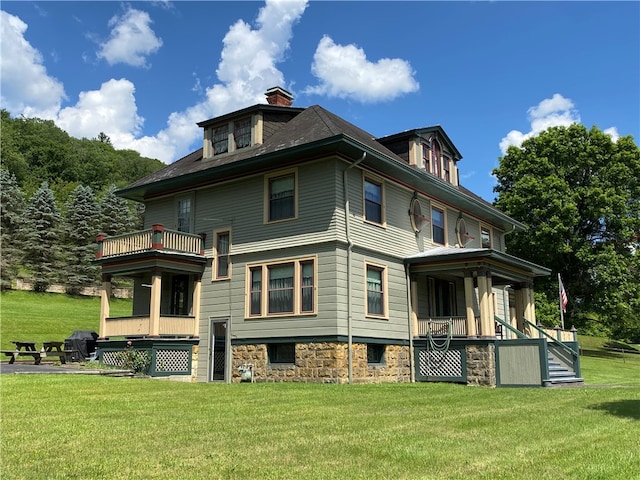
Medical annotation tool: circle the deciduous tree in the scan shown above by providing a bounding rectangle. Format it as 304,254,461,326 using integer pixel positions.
493,125,640,341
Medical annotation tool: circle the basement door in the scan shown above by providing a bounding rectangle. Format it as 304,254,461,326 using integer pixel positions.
209,319,229,382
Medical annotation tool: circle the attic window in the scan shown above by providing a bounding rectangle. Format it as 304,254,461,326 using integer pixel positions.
234,118,252,149
213,125,229,155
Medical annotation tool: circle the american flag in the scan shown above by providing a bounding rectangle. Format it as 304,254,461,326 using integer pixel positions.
559,276,568,312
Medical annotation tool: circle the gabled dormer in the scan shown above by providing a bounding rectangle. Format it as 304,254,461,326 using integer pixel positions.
377,126,463,187
197,87,304,160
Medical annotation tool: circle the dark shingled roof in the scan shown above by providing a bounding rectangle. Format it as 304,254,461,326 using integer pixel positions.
117,103,525,233
122,104,406,194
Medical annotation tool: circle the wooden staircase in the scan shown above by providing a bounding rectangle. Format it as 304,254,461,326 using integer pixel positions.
543,354,584,387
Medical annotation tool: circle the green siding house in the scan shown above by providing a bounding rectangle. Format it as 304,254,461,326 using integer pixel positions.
95,87,582,387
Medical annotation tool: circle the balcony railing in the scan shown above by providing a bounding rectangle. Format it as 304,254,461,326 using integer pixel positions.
104,315,197,337
96,224,205,259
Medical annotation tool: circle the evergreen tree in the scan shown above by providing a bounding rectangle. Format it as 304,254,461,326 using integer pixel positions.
99,185,139,236
22,182,63,292
63,185,100,294
0,169,26,289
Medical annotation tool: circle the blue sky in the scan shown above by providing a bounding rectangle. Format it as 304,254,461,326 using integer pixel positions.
1,1,638,202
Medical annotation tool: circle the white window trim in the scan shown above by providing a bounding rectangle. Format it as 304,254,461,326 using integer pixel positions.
212,228,232,281
263,168,298,224
245,255,318,319
362,173,386,227
364,260,389,319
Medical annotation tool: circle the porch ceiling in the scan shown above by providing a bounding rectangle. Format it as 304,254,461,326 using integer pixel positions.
95,250,207,276
404,247,551,285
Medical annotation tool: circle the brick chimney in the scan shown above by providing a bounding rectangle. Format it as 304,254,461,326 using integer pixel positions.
265,86,293,107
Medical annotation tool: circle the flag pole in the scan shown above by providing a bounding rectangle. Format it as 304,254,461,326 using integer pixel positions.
558,273,565,330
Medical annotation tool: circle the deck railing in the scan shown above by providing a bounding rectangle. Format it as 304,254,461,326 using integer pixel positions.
96,224,204,259
103,315,197,337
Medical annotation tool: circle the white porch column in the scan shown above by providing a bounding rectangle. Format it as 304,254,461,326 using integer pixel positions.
192,274,202,338
99,274,112,339
464,271,477,337
149,270,162,337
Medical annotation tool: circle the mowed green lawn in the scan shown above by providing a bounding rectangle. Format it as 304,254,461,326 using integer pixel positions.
0,290,131,350
1,291,639,479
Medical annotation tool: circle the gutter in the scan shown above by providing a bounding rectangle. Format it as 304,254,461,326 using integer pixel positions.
343,151,366,384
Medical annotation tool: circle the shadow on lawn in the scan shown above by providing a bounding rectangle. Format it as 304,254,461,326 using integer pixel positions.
588,400,640,420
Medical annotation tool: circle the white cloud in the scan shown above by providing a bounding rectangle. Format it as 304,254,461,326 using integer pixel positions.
499,93,580,154
57,78,143,139
0,11,66,119
603,126,620,143
131,0,309,161
304,35,419,103
97,8,162,67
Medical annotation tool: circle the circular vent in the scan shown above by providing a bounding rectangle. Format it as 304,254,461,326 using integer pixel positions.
456,217,473,247
410,197,423,233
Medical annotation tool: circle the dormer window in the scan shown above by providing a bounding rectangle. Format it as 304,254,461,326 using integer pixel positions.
234,117,252,149
431,140,441,178
207,117,254,158
443,154,451,182
213,125,229,155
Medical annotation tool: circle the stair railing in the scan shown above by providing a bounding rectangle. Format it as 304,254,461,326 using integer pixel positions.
494,316,527,339
524,319,579,357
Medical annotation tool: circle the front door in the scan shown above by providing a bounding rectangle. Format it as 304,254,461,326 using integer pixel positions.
209,319,228,382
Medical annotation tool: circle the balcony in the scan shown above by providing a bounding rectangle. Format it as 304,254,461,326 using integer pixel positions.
103,315,197,338
96,224,205,259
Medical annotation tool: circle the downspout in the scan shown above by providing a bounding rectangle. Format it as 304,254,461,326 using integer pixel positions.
405,264,415,382
344,151,366,384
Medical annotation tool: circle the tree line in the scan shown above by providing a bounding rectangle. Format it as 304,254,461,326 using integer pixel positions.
0,110,164,293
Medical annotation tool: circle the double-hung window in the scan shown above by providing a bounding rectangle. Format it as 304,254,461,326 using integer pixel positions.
266,170,297,222
213,230,231,280
366,263,387,317
247,257,316,317
364,177,384,225
431,206,445,245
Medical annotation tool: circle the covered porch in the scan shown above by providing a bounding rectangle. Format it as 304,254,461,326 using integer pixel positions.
405,248,582,387
94,224,207,340
406,247,551,340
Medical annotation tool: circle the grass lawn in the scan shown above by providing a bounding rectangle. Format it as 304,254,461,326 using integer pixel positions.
2,291,639,479
1,377,639,480
0,290,131,350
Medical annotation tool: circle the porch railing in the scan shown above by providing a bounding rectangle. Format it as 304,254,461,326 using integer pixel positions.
417,316,472,337
96,224,205,259
104,315,197,337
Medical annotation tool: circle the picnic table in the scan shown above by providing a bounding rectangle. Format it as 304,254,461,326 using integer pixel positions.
1,341,74,364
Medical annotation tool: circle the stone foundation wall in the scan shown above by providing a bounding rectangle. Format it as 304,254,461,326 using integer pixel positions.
466,344,496,386
232,342,411,384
